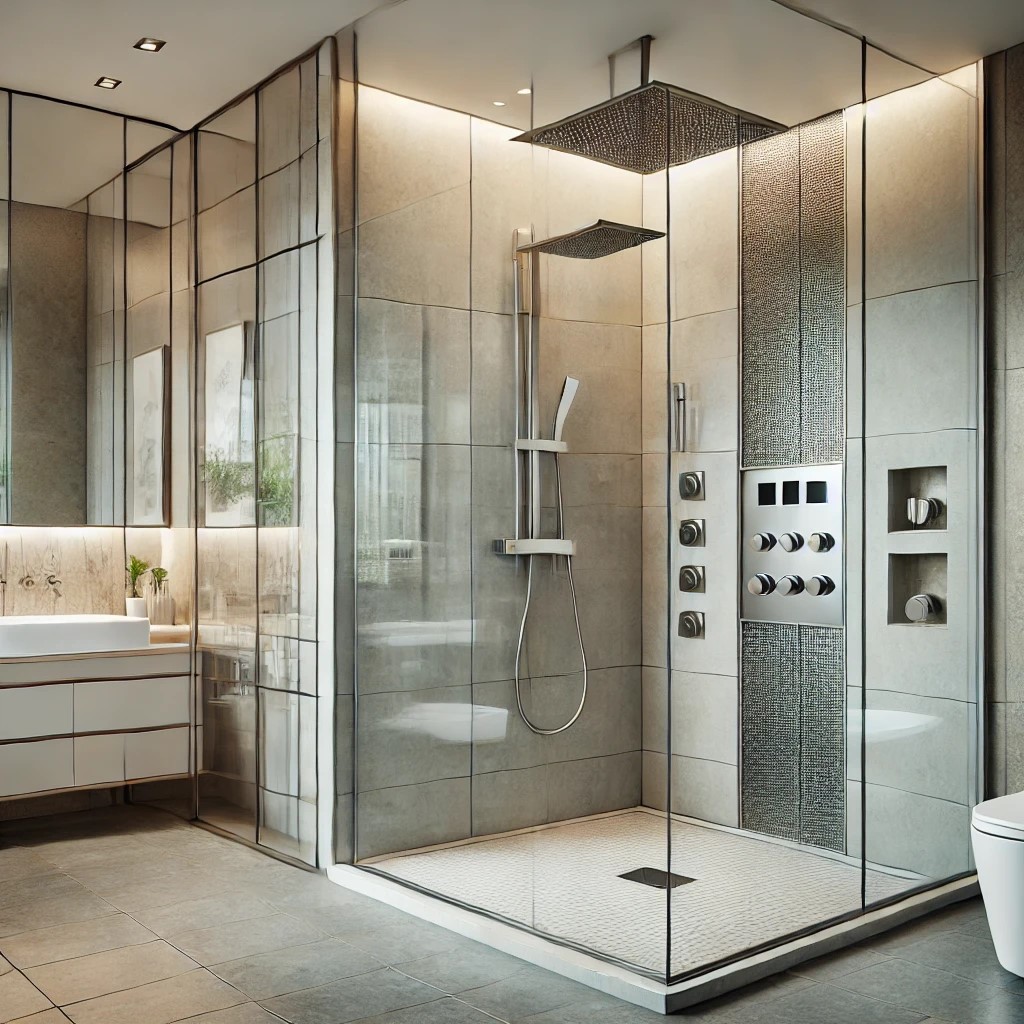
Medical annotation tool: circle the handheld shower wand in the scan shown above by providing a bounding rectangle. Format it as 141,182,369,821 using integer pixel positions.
552,376,580,443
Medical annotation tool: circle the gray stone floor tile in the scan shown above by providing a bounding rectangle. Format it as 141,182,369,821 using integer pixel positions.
753,984,930,1024
0,913,156,969
457,965,596,1021
0,874,85,911
168,913,325,966
341,918,470,964
260,966,443,1024
0,893,117,939
6,1009,71,1024
884,930,1024,992
170,1004,285,1023
61,967,244,1024
24,939,197,1006
0,971,53,1023
790,946,893,981
131,892,277,939
832,957,1024,1024
211,937,384,1000
518,995,674,1022
397,943,531,993
287,899,422,937
0,848,58,884
350,997,513,1023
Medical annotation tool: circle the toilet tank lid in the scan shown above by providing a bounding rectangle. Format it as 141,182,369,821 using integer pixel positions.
973,792,1024,834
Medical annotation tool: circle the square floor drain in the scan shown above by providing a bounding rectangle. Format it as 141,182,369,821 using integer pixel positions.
618,867,695,890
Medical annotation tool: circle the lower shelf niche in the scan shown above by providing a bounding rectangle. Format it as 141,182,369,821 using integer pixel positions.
888,552,947,625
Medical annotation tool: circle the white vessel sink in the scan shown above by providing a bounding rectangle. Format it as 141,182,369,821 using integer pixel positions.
0,615,150,658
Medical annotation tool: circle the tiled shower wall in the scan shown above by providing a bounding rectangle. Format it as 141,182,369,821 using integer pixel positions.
849,66,980,880
350,86,644,859
987,45,1024,802
640,152,742,827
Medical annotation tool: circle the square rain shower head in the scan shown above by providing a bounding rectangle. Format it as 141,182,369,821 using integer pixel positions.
514,81,787,175
516,219,665,260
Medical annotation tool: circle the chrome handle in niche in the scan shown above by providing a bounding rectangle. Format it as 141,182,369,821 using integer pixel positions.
679,519,704,547
907,497,943,527
905,593,942,622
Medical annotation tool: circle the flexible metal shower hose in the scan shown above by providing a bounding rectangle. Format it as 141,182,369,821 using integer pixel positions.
514,453,588,735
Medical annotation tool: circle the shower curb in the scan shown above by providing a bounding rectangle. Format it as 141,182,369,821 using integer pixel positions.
326,863,978,1014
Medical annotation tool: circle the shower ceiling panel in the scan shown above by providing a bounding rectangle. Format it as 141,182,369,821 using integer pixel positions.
514,82,786,174
516,220,665,259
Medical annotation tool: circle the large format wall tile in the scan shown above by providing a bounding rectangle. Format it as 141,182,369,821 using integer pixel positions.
358,87,470,225
358,299,471,445
357,684,472,792
642,668,739,766
864,282,978,437
470,118,537,316
863,782,970,881
356,443,472,693
642,149,739,325
357,777,471,859
359,186,470,309
866,75,976,299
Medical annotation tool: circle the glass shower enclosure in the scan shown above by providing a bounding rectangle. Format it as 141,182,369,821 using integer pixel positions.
335,0,984,995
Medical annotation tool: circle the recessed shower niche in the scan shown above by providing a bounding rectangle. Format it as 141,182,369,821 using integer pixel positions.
888,465,948,532
888,552,948,625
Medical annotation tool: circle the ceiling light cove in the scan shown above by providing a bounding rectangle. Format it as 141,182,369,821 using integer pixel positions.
94,76,121,90
517,87,532,95
133,37,166,52
492,100,506,106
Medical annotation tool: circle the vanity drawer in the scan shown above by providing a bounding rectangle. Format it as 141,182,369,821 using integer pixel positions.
74,727,190,785
125,727,189,780
0,684,73,740
74,733,125,787
74,677,190,732
0,738,74,795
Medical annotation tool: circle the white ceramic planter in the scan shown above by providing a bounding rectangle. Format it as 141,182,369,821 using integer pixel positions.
125,597,149,619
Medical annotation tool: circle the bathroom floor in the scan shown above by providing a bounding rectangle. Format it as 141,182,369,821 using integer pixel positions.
371,809,915,977
0,803,1011,1024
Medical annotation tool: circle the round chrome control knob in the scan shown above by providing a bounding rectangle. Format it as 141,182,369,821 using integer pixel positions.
679,565,704,592
679,519,704,547
678,611,705,639
806,575,835,597
747,573,776,596
808,532,835,553
905,593,941,623
780,532,804,553
749,532,776,552
679,472,704,499
776,575,804,596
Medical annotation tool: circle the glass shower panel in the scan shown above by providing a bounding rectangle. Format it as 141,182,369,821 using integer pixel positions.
196,266,258,842
126,148,171,526
0,93,11,524
666,9,864,982
859,49,982,897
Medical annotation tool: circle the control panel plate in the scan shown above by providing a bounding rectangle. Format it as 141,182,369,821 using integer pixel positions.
741,464,843,627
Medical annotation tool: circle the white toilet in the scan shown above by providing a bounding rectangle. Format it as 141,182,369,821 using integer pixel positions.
972,792,1024,975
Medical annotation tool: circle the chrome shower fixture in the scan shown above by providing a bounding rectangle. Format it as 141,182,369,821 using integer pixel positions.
513,35,787,175
516,220,664,260
552,376,580,443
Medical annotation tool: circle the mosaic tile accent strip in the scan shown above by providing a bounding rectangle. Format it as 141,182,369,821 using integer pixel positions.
740,129,801,468
798,625,846,851
372,810,912,980
741,621,846,853
741,111,845,467
741,621,801,842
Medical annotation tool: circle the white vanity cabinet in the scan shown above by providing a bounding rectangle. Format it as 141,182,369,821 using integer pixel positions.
0,645,191,798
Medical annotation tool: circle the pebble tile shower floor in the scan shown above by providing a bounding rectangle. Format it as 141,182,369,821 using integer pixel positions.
0,804,1011,1023
373,810,912,976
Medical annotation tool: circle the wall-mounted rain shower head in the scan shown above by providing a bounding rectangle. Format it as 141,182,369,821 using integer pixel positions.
513,35,787,175
552,376,580,443
516,220,664,260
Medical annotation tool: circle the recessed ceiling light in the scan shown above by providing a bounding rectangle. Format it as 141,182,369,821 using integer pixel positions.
493,101,506,107
517,88,532,95
94,77,122,90
134,37,166,52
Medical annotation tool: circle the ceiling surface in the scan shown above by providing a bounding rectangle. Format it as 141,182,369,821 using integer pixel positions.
1,0,1024,164
0,0,389,129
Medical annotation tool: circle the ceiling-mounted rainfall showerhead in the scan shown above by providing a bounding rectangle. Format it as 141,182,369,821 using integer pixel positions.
516,219,664,260
513,36,787,175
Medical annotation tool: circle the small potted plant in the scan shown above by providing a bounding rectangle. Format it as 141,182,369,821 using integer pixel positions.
125,555,150,618
148,566,175,626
